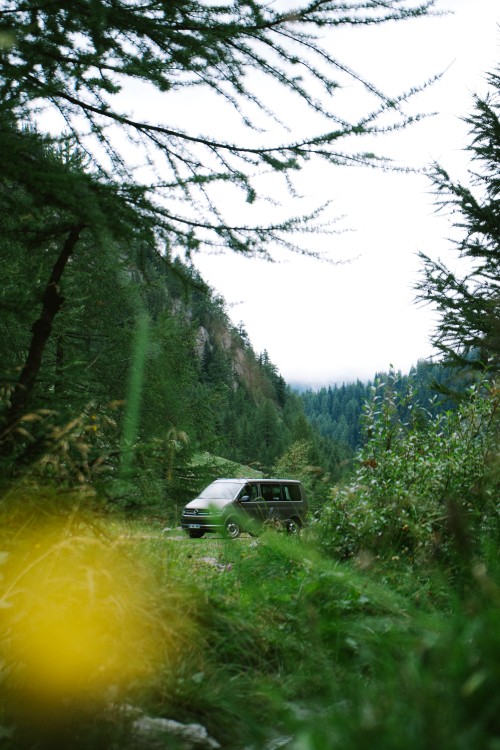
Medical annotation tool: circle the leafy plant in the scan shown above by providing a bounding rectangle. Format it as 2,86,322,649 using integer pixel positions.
316,373,499,565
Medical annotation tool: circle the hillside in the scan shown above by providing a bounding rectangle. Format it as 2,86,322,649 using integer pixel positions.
1,239,343,512
2,221,476,519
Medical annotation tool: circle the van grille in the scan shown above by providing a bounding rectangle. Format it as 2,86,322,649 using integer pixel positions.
184,508,210,516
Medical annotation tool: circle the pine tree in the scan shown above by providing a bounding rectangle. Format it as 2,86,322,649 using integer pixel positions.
416,62,500,372
0,120,154,438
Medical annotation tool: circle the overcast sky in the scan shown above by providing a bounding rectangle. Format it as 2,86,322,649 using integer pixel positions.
192,0,500,388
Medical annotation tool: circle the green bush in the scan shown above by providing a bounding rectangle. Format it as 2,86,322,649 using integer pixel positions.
273,439,332,513
316,375,499,565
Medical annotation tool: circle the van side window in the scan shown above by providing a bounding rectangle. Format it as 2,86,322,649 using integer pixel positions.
260,485,272,502
249,484,259,500
286,484,302,502
261,484,282,502
240,483,259,501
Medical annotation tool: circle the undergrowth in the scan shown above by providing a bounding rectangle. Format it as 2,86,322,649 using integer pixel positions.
1,490,500,749
0,378,498,748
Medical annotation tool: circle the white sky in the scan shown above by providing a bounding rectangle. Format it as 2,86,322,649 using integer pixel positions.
191,0,500,387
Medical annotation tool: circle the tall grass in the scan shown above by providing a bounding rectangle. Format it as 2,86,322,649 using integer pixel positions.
0,490,197,748
1,487,500,749
102,517,500,749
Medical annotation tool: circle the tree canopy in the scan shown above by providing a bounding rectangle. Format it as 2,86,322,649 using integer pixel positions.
1,0,438,256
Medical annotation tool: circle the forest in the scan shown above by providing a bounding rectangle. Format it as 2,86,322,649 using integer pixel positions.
0,1,499,749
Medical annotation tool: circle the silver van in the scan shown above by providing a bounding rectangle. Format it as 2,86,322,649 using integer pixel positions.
181,478,308,538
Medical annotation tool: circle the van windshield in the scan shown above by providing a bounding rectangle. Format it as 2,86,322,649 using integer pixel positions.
198,481,243,500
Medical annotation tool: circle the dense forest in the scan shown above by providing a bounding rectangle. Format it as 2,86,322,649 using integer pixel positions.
1,223,342,510
0,2,499,750
300,359,479,451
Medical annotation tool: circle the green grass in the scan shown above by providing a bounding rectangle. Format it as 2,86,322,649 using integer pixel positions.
2,501,500,749
107,517,500,748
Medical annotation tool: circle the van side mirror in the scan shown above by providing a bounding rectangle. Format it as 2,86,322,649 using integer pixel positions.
240,495,250,503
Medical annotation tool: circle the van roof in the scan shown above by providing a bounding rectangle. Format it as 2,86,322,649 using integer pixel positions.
214,477,301,484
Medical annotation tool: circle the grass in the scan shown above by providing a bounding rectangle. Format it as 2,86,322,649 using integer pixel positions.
137,519,500,750
1,498,500,749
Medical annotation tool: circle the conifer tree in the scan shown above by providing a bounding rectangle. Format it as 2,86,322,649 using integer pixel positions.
417,62,500,372
0,121,147,435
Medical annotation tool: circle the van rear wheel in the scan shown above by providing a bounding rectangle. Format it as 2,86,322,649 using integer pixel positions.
225,518,242,539
286,519,301,535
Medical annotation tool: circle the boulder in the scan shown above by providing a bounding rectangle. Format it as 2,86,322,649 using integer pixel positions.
132,716,221,750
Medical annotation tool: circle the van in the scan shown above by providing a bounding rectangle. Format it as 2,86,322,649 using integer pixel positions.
181,478,308,538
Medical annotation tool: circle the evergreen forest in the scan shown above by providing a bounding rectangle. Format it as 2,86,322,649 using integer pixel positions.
300,359,479,451
0,2,499,749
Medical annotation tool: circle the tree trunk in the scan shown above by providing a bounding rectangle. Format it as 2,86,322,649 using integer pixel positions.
55,334,64,397
1,223,85,442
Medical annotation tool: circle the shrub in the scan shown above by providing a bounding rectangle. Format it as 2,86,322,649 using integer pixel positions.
316,375,499,565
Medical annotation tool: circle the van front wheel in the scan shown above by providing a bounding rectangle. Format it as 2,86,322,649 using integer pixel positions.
225,518,242,539
286,519,301,536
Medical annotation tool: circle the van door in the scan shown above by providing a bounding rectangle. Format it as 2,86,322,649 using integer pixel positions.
237,482,267,530
282,482,302,520
259,482,285,523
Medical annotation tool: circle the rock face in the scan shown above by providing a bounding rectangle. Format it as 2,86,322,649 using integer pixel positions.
132,716,221,750
195,325,210,358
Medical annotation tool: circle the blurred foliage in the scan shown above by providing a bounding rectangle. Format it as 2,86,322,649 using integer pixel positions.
0,489,198,749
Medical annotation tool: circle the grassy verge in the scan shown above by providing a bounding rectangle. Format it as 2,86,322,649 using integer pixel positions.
1,501,500,749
